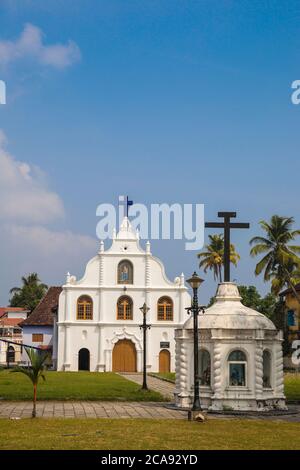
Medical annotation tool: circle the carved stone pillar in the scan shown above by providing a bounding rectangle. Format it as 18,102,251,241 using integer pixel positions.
275,342,284,396
212,342,222,399
255,341,263,399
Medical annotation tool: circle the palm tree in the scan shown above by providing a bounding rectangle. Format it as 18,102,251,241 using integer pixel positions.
269,259,300,296
250,215,300,301
11,347,49,418
9,273,48,312
197,234,240,282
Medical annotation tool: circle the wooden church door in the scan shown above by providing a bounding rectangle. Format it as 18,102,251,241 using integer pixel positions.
159,349,170,373
112,340,137,372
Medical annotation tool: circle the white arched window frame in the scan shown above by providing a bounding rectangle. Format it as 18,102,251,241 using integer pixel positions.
228,350,247,387
77,295,93,320
157,297,174,321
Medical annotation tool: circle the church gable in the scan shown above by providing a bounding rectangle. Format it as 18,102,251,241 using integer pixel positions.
70,256,99,286
65,217,181,289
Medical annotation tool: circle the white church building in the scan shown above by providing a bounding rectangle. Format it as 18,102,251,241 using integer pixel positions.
56,217,191,373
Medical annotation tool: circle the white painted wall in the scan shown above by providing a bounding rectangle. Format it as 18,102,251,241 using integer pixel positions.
22,326,53,362
57,218,191,372
6,311,27,320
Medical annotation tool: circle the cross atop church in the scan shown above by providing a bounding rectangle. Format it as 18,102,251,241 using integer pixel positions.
205,212,250,282
126,196,133,217
119,195,133,217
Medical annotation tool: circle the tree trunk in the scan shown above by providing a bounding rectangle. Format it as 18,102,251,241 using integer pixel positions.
32,383,37,418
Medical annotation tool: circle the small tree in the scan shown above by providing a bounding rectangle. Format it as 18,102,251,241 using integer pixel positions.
11,347,49,418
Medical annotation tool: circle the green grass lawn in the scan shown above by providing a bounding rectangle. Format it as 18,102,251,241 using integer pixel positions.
0,371,165,402
284,373,300,400
0,418,299,450
0,370,299,402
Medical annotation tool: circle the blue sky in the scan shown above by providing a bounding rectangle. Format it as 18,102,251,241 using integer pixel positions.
0,0,300,304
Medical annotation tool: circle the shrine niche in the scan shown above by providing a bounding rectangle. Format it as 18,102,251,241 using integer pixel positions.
118,260,133,284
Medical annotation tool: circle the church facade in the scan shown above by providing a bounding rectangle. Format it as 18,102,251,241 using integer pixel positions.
56,218,190,373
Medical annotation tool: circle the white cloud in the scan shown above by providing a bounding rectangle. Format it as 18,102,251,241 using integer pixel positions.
4,224,96,258
1,223,96,304
0,130,64,224
0,23,81,68
0,129,97,304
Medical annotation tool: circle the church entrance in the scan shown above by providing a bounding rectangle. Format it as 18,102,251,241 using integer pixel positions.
159,349,170,373
78,348,90,371
112,340,137,372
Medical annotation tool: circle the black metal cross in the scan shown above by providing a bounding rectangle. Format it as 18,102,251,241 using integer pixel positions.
205,212,250,282
126,196,133,217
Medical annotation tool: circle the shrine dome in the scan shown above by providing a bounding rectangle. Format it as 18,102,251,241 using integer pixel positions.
175,280,286,412
183,282,276,331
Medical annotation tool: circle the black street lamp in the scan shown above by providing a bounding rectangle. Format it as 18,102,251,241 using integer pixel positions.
139,302,151,390
186,272,205,412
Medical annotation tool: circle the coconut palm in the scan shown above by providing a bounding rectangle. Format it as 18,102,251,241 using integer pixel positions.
9,273,48,312
250,215,300,300
197,234,240,282
269,259,300,296
11,347,49,418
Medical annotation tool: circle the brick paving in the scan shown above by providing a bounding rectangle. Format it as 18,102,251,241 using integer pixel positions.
0,401,187,419
0,400,299,421
118,373,175,399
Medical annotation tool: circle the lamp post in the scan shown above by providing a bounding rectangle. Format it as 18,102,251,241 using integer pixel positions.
139,302,151,390
186,272,205,412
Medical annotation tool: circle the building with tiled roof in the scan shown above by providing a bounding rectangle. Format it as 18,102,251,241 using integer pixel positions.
21,287,62,366
279,284,300,363
0,307,28,365
0,307,26,318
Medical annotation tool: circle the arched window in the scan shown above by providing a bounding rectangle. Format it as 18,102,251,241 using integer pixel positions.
263,350,272,388
117,296,133,320
157,297,173,321
77,295,93,320
199,349,211,386
228,350,247,387
118,260,133,284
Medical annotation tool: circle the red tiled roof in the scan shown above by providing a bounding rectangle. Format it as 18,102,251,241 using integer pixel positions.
0,318,23,327
20,287,62,327
0,307,26,318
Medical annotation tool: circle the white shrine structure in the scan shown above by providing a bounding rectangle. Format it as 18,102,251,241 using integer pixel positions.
175,282,287,412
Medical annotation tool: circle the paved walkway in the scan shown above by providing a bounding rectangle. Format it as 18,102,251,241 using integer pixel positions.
119,373,175,400
1,401,300,421
0,401,187,419
0,374,299,421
